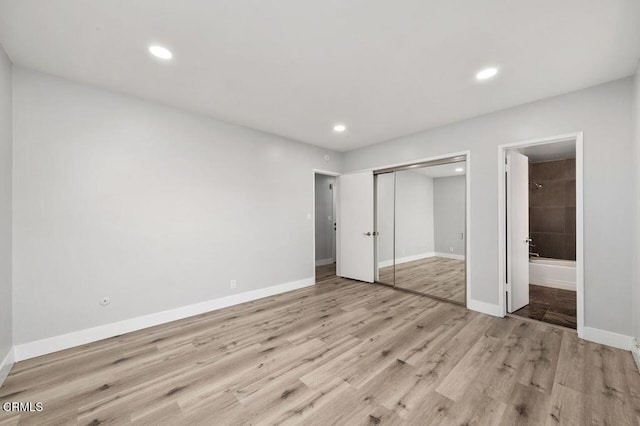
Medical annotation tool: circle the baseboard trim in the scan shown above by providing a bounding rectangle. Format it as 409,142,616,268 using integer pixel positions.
582,326,634,351
632,340,640,372
530,279,576,291
434,252,465,260
378,252,435,268
0,347,15,388
467,299,502,317
315,258,334,267
13,277,315,362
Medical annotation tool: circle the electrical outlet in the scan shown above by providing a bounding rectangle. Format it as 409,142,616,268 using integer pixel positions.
450,247,454,253
99,296,111,306
230,280,237,289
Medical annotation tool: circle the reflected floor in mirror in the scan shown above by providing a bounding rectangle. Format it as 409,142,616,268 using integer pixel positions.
379,257,465,304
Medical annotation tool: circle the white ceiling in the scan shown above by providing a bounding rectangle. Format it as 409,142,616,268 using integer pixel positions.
518,140,576,163
1,1,639,152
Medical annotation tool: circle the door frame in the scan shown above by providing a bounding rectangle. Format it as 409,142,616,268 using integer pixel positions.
353,150,471,307
497,132,584,337
312,169,341,283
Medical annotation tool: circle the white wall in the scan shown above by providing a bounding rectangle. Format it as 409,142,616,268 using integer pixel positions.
394,170,434,260
376,172,395,265
11,67,341,345
433,175,466,256
0,45,12,365
633,61,640,342
344,78,634,336
314,174,335,263
376,171,434,265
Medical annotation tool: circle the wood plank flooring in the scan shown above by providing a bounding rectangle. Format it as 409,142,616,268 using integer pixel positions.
1,273,638,425
379,257,465,304
512,285,577,329
315,263,336,283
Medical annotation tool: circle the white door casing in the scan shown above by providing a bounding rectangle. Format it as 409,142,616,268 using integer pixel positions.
337,171,374,282
507,151,530,313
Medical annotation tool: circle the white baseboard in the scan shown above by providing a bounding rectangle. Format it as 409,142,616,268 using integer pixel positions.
467,299,502,317
13,277,314,362
378,252,435,268
632,340,640,372
378,259,393,268
529,279,576,291
0,347,15,388
315,258,334,267
582,326,634,351
434,252,465,260
467,304,634,354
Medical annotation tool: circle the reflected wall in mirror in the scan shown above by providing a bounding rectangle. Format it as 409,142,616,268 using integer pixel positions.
375,172,395,285
376,159,466,305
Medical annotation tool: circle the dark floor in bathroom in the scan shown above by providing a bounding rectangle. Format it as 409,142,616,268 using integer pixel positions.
512,284,577,329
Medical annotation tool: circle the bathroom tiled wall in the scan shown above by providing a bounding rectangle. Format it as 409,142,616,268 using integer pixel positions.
529,158,576,260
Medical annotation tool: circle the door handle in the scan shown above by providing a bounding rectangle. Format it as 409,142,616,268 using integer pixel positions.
524,238,532,243
363,232,372,236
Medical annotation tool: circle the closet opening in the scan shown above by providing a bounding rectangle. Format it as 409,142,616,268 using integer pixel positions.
373,154,469,306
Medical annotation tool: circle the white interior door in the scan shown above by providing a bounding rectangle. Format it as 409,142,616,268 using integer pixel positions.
337,171,374,282
507,151,530,313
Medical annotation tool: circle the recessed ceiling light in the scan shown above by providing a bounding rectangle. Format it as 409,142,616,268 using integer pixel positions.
475,67,498,80
149,45,173,60
333,124,347,133
455,167,464,172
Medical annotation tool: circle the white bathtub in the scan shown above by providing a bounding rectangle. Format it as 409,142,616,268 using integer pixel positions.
530,257,576,291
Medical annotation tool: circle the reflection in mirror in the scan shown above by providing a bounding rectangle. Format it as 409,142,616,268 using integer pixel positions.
394,161,466,304
375,172,395,285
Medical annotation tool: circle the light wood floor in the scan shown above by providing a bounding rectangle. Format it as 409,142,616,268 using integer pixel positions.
1,274,638,425
379,257,465,304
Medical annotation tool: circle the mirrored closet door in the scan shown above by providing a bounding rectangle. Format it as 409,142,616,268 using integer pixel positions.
374,157,467,306
375,172,395,285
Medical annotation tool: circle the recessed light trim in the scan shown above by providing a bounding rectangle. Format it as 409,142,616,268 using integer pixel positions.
149,45,173,60
475,67,498,80
333,124,347,133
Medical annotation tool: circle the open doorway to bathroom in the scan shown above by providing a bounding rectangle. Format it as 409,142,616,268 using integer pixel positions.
499,133,583,333
314,171,339,283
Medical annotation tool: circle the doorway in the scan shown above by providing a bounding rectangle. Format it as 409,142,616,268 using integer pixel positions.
314,171,339,283
499,133,584,334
